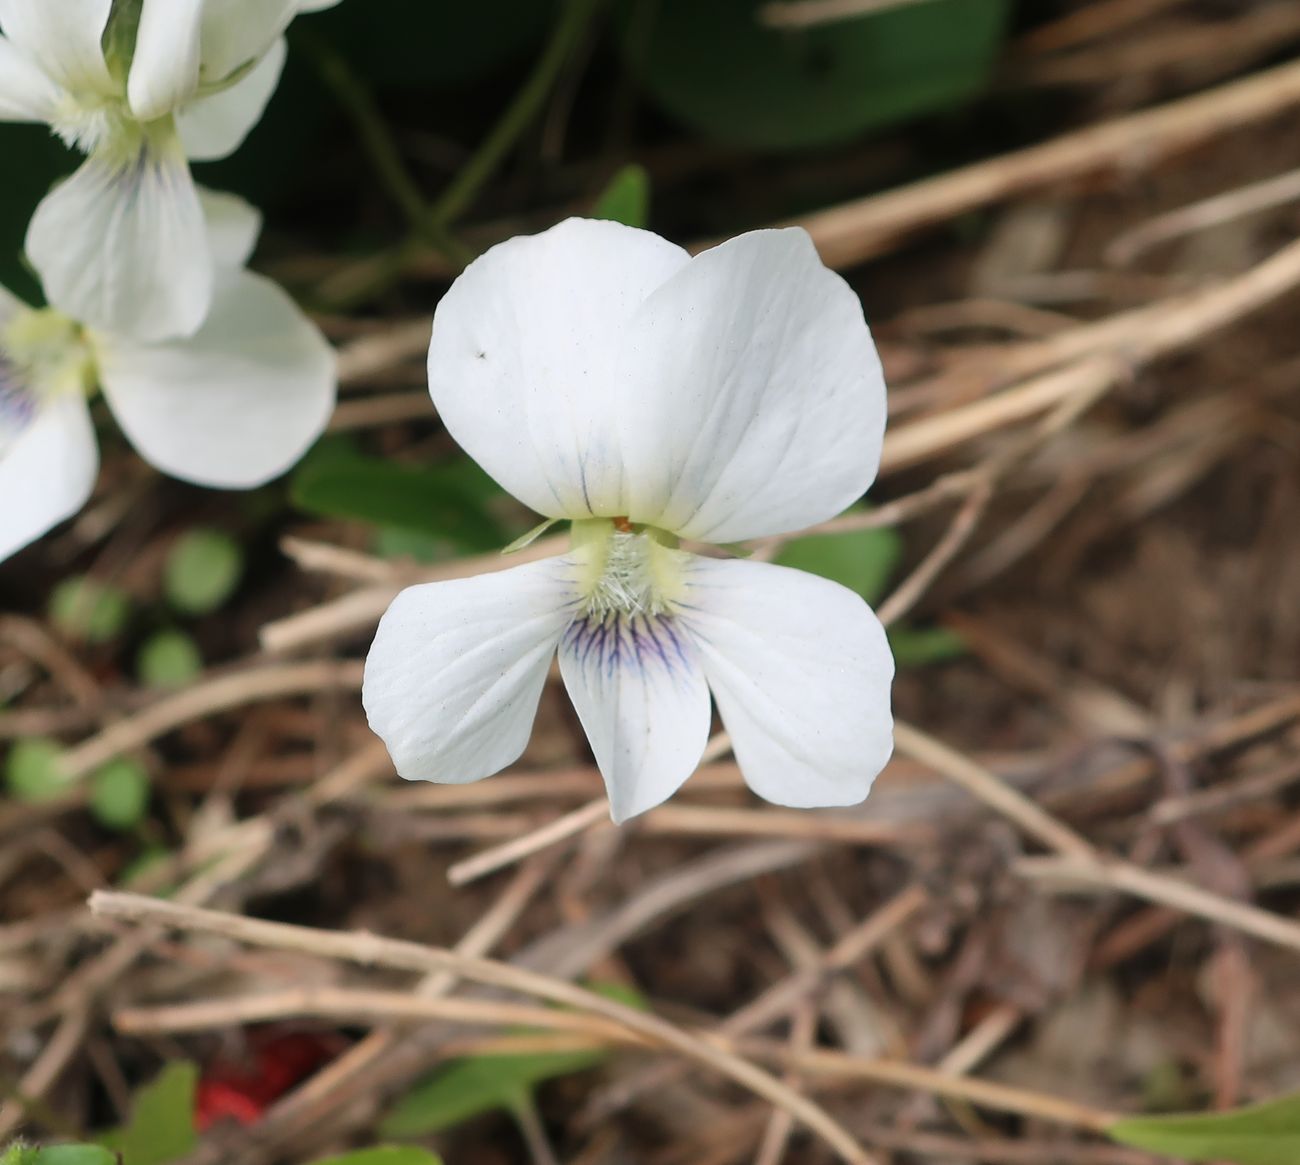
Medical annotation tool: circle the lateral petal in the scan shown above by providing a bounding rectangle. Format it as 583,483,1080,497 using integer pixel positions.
677,556,894,808
94,270,335,489
363,557,580,785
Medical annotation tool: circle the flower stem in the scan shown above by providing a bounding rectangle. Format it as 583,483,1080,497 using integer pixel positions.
425,0,604,231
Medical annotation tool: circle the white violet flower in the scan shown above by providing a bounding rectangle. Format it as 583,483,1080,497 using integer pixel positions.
363,218,895,823
0,0,340,341
0,190,336,564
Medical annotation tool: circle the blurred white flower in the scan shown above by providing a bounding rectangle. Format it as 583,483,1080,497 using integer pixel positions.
364,218,895,823
0,191,336,563
0,0,341,341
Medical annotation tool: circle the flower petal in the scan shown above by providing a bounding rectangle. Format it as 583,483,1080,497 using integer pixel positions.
620,227,887,542
178,36,285,162
94,270,335,488
0,0,113,96
677,556,894,808
0,32,61,122
558,610,711,823
427,217,690,521
198,0,296,84
363,558,579,785
0,384,98,563
197,186,262,269
27,136,211,342
128,0,204,121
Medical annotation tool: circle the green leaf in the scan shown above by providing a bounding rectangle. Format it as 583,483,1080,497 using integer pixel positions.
48,578,131,645
309,1150,444,1165
164,530,244,616
380,1047,605,1137
136,631,204,690
292,452,508,552
99,1061,198,1165
888,626,966,668
1109,1093,1300,1165
5,739,69,802
626,0,1011,150
5,1146,118,1165
382,982,640,1137
774,524,901,605
89,759,151,831
591,164,650,228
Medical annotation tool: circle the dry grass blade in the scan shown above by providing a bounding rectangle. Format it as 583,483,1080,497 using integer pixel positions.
88,891,877,1165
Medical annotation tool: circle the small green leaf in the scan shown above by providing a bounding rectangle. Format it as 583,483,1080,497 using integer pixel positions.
5,739,69,802
49,578,130,645
591,164,650,228
888,626,966,668
5,1146,118,1165
164,530,244,616
775,524,901,605
136,630,204,690
309,1150,444,1165
1109,1092,1300,1165
99,1061,198,1165
292,453,507,552
89,759,150,831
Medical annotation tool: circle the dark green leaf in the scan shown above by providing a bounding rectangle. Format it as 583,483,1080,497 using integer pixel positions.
627,0,1010,150
99,1062,198,1165
89,759,151,831
774,525,901,605
888,627,966,668
591,164,650,228
164,530,244,616
1109,1093,1300,1165
292,453,508,552
309,1150,444,1165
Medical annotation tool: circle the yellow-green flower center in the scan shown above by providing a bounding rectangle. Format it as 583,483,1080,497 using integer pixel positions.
570,518,685,618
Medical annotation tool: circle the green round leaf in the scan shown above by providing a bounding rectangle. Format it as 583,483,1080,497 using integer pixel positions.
89,759,151,831
48,577,131,645
627,0,1011,150
164,530,244,616
5,738,69,802
136,630,204,690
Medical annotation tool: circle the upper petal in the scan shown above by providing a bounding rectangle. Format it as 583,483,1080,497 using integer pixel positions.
0,385,98,563
198,0,296,84
363,557,580,785
177,35,285,162
558,609,712,823
620,228,887,543
127,0,205,121
94,269,336,489
677,556,894,808
427,217,691,521
27,136,212,342
0,32,61,122
0,0,113,96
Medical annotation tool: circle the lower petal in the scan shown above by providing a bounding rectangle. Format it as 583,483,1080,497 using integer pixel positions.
558,610,711,823
26,137,211,342
0,386,98,562
677,556,895,809
363,557,581,785
94,270,335,489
